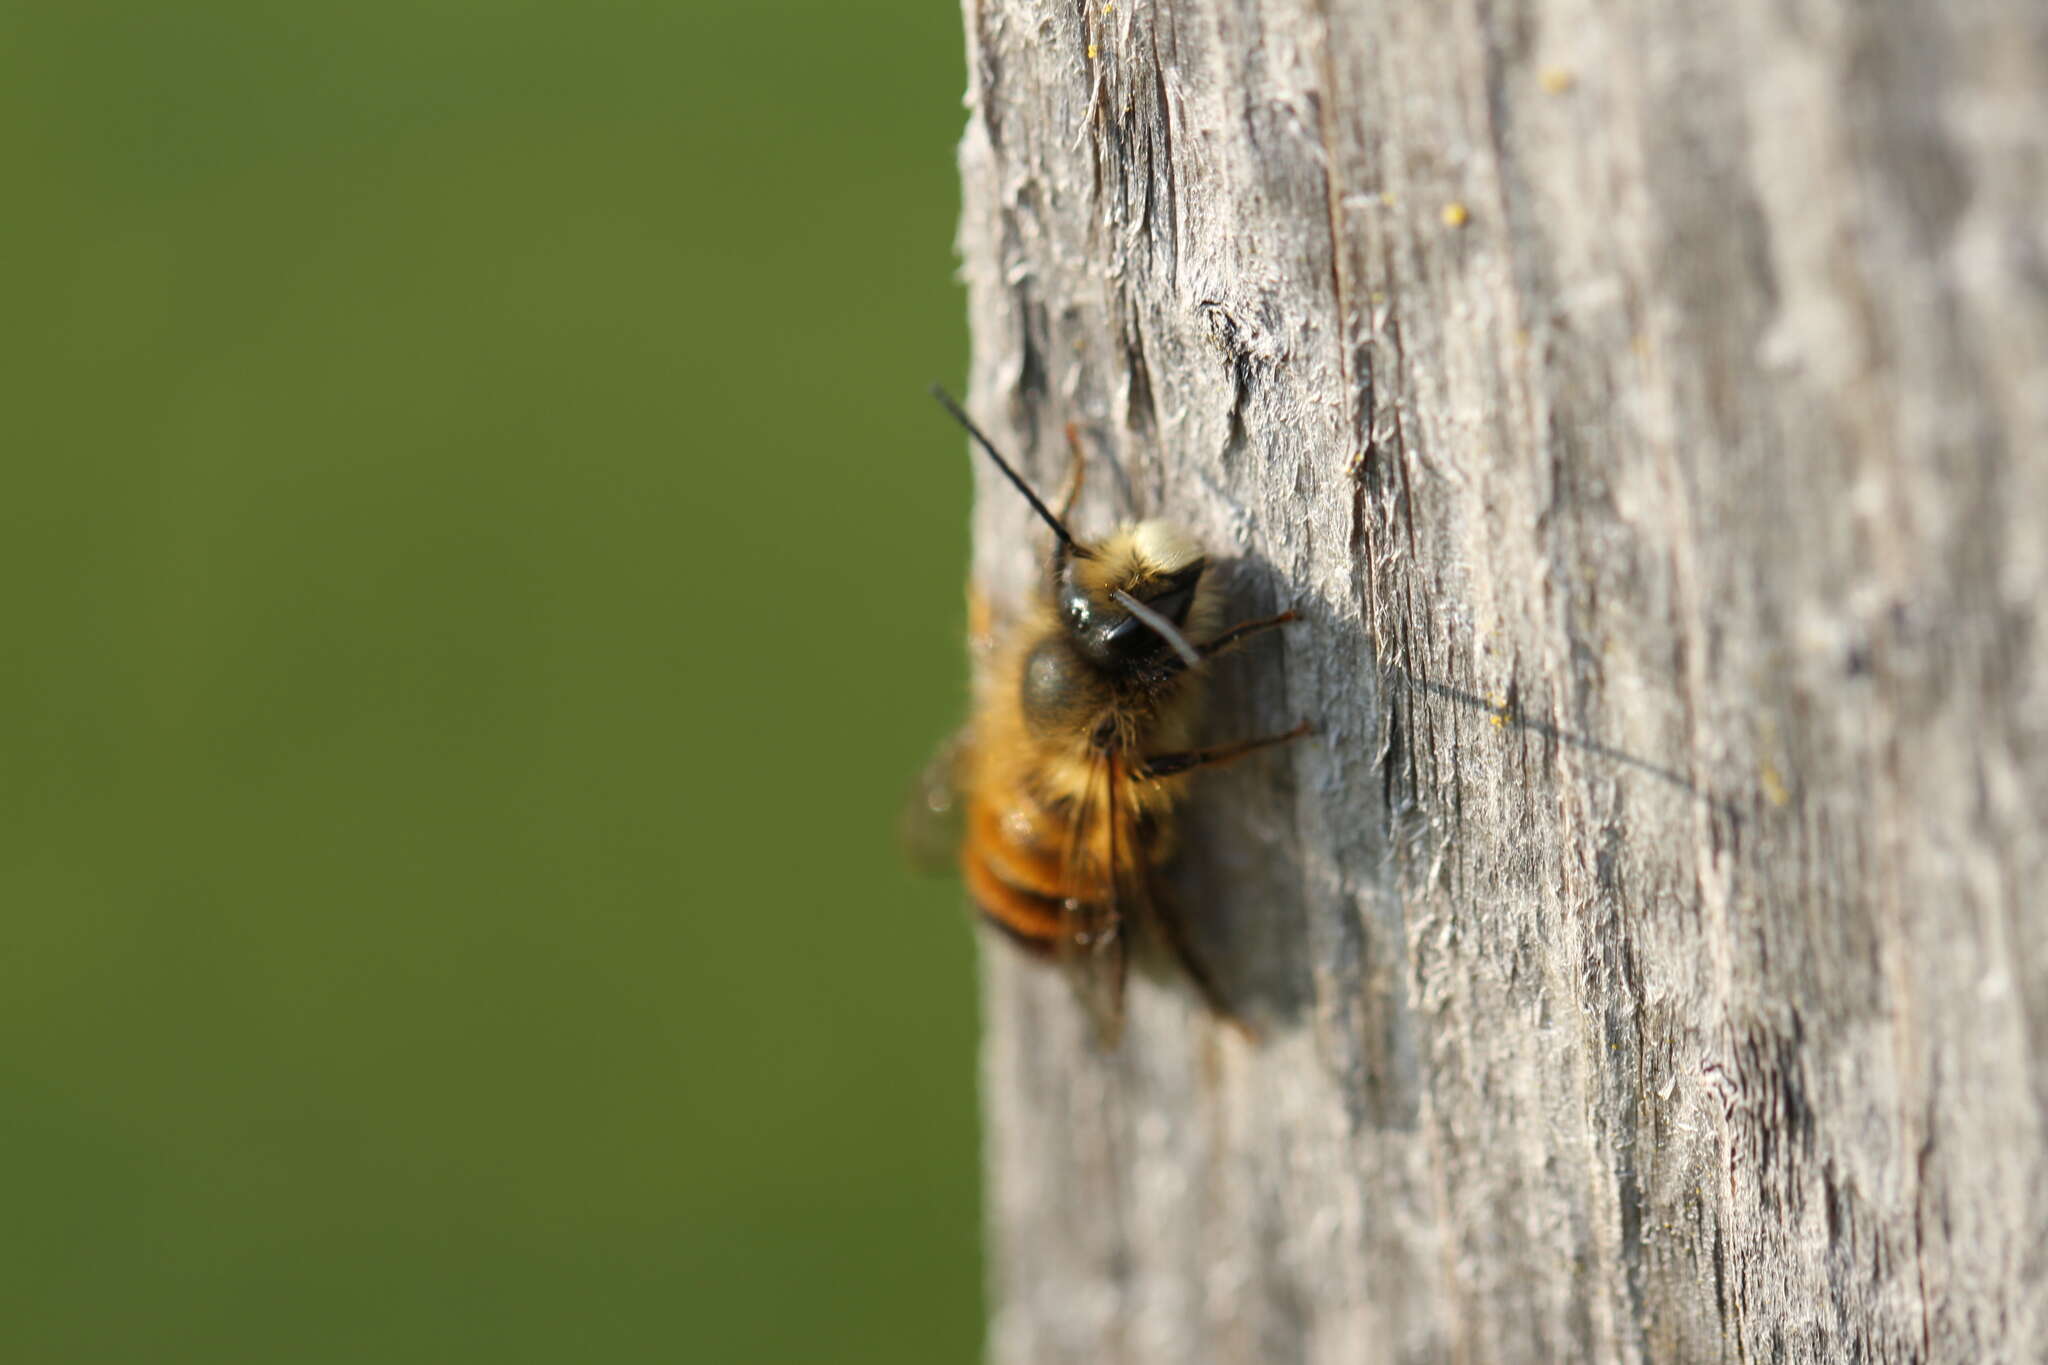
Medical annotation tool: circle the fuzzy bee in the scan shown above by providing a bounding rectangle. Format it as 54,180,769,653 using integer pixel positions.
920,387,1306,1043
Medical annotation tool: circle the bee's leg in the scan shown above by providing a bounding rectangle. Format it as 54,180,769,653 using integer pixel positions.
1134,722,1312,779
1154,611,1300,682
1059,421,1088,520
1199,610,1298,660
1144,878,1259,1042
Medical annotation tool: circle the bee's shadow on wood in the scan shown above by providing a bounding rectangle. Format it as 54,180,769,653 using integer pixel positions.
1146,554,1338,1045
1136,554,1422,1132
1147,543,1754,1125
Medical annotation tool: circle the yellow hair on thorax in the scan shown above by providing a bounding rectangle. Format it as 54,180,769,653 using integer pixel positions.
1073,518,1204,597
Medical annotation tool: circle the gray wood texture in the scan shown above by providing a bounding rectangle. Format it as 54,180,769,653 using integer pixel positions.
952,0,2048,1360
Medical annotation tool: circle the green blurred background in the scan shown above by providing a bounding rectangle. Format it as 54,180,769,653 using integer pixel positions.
2,2,979,1360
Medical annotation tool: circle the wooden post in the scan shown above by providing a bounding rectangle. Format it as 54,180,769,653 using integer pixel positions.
954,0,2048,1360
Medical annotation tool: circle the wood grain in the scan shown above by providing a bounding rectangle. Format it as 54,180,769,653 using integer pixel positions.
953,1,2048,1359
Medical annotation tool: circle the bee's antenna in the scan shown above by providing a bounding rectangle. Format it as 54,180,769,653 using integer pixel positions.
1111,589,1205,670
930,384,1082,552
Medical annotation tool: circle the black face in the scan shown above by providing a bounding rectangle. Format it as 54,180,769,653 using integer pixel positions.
1054,548,1207,670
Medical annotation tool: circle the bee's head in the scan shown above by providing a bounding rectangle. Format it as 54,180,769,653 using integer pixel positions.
928,385,1209,670
1057,523,1208,669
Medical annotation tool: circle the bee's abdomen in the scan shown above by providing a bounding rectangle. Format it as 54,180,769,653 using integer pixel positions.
962,783,1168,953
963,849,1069,955
962,795,1086,953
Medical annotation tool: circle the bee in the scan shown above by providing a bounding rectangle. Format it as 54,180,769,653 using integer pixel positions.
924,386,1308,1044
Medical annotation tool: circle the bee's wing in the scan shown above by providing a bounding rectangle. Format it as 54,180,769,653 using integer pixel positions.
907,580,1002,878
901,727,972,877
1053,749,1130,1048
1056,906,1128,1048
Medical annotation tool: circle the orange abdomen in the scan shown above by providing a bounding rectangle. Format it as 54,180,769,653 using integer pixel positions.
961,776,1167,954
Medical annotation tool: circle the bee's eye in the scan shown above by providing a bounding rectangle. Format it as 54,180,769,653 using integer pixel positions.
1020,636,1098,730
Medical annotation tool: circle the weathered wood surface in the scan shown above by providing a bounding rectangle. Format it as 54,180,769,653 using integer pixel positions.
952,0,2048,1360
